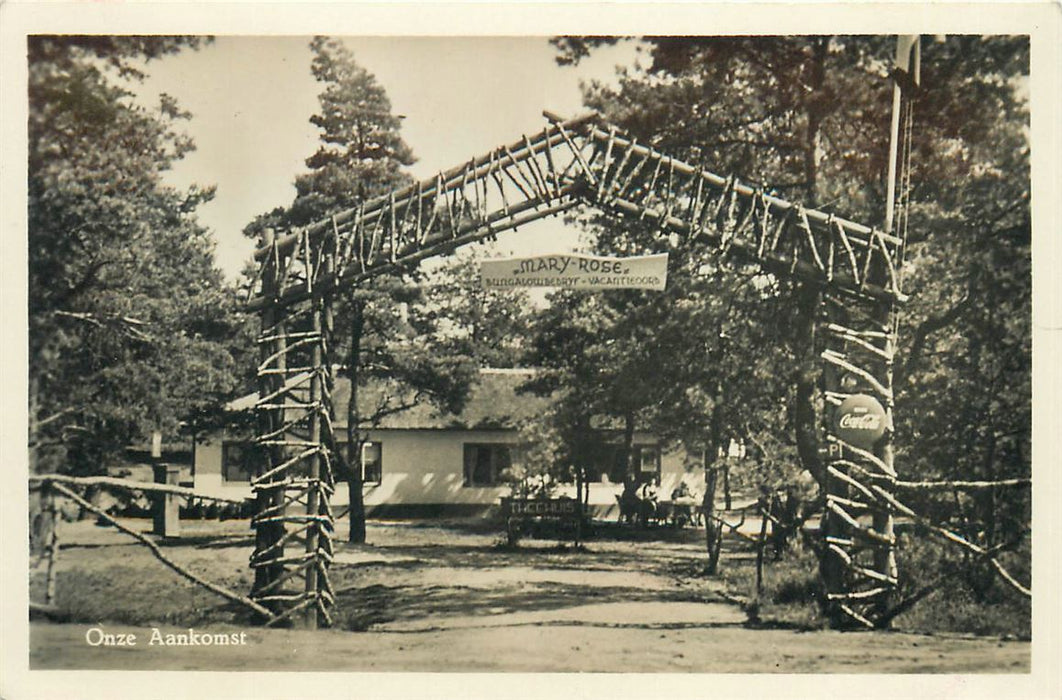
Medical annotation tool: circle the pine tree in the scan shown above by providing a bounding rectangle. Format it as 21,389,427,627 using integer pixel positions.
246,37,478,543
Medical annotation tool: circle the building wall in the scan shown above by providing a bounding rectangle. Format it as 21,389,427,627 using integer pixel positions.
193,428,703,518
361,428,514,508
194,428,521,507
193,439,226,496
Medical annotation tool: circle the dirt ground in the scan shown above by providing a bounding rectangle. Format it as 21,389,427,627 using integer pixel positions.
27,517,1030,674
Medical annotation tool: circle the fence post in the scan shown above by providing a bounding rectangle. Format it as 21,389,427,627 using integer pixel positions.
152,432,181,538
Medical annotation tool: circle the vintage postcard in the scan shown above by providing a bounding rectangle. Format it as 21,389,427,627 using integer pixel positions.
2,3,1060,699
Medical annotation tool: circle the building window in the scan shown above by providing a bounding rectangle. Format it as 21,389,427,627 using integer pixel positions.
583,443,660,483
638,445,660,477
463,443,512,486
221,442,256,482
361,441,383,484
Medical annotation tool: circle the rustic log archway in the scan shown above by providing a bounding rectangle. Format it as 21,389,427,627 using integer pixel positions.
245,110,913,630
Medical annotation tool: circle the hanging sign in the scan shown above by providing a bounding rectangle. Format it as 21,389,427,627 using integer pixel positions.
834,394,888,449
480,253,668,291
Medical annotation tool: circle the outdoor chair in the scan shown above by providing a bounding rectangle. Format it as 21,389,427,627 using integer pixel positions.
637,498,660,528
616,494,639,524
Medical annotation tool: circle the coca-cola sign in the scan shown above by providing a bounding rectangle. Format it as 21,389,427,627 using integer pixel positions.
834,394,888,449
839,413,883,430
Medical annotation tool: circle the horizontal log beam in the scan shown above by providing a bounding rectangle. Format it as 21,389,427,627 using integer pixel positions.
246,113,902,314
29,474,248,505
601,194,903,303
581,122,902,247
254,112,599,262
247,193,580,312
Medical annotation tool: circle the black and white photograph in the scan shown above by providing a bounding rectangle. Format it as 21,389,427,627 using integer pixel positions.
3,3,1060,698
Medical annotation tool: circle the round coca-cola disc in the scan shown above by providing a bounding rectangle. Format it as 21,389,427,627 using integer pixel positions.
834,394,888,449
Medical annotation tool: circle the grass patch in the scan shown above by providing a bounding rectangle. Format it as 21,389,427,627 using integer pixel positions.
34,564,253,628
712,532,1030,637
715,543,826,630
890,534,1031,638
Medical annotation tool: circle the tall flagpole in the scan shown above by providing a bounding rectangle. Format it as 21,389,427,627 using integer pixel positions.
886,36,921,235
871,35,920,621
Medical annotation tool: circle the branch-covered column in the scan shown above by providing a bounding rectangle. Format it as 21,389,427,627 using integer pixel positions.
818,291,900,629
249,228,336,628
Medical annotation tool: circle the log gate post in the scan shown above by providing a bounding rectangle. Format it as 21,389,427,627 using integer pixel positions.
249,228,337,628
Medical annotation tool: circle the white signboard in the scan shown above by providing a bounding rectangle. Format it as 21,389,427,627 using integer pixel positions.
480,253,668,291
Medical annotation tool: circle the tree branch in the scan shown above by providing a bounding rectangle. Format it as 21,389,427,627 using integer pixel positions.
897,293,973,385
48,481,272,618
47,257,114,310
36,407,75,429
365,398,420,425
53,309,153,341
30,473,247,505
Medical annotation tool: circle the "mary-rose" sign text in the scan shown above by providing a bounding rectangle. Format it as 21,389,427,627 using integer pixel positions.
481,253,668,291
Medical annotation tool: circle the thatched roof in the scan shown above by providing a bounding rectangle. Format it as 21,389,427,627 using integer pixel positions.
334,368,550,430
231,368,551,431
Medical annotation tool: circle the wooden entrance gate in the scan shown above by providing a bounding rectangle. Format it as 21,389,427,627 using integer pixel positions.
245,109,909,629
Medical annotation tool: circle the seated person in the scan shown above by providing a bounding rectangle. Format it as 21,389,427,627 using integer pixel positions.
671,481,694,502
618,478,640,523
670,480,701,526
637,479,659,526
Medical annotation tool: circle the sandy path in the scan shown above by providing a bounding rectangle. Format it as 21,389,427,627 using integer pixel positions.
376,600,747,630
27,518,1030,674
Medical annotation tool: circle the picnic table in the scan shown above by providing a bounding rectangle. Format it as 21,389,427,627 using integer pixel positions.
617,496,704,528
656,499,703,527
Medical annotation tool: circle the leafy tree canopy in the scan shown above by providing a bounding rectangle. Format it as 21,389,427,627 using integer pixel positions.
29,35,247,476
541,36,1030,554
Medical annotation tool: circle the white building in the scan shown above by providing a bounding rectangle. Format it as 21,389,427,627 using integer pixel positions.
193,369,697,518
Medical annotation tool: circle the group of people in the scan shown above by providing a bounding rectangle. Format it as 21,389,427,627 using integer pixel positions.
618,477,702,527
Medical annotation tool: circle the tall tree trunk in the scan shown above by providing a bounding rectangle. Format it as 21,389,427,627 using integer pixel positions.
798,39,849,621
704,452,722,575
28,373,53,558
982,428,999,548
621,411,636,480
755,492,771,597
722,461,732,510
793,286,825,486
792,38,828,486
792,37,828,486
791,42,829,483
346,299,367,544
803,37,828,207
703,381,726,568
